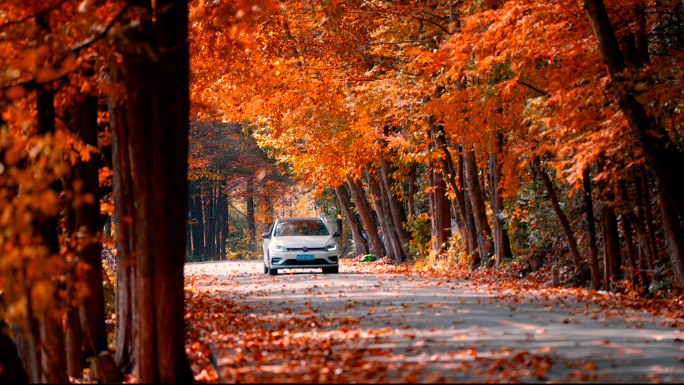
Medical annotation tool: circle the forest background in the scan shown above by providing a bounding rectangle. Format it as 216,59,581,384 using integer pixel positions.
1,0,684,383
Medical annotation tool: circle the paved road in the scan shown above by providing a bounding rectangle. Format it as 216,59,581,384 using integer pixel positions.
185,261,684,383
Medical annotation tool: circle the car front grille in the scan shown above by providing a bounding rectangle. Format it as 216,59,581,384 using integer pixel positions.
286,247,327,251
281,258,333,266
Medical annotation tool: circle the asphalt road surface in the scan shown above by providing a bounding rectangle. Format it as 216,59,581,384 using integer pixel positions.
185,260,684,383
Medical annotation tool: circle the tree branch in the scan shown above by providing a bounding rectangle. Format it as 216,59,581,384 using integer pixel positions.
516,80,548,96
70,5,129,53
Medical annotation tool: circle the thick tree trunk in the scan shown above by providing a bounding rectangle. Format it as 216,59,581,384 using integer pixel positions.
488,136,512,267
378,169,407,263
192,191,205,260
113,1,192,381
334,185,369,257
583,169,601,289
431,168,451,253
70,93,108,355
0,328,29,384
246,179,257,251
658,186,684,285
346,176,385,258
464,144,495,266
432,131,466,243
355,178,378,232
601,204,623,288
532,157,582,265
641,170,659,265
65,304,83,377
206,187,216,259
379,154,411,247
408,162,417,217
220,184,228,260
365,166,404,262
620,216,639,287
459,150,478,264
585,0,684,221
110,101,135,373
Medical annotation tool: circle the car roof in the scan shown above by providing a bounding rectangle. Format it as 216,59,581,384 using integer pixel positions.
276,217,325,222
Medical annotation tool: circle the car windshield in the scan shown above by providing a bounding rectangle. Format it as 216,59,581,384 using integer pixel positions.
274,220,330,236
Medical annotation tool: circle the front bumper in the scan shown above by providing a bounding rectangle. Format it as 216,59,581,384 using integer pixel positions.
269,250,338,268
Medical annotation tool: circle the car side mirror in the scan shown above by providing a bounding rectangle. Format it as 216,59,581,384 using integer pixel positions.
333,231,341,238
261,232,271,239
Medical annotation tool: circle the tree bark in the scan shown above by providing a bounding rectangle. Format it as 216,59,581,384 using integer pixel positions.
192,189,205,260
114,1,193,381
346,176,385,258
464,144,495,266
641,170,659,265
378,154,411,247
583,169,601,289
585,0,684,221
408,162,417,217
355,178,378,231
334,185,369,257
532,157,582,264
110,100,135,373
246,179,257,251
365,166,404,262
658,185,684,285
601,204,623,288
620,216,639,287
488,135,512,267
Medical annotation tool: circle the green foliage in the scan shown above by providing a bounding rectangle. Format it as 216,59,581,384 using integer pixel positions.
406,213,431,259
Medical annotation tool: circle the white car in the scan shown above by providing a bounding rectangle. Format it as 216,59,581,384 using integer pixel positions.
261,217,340,275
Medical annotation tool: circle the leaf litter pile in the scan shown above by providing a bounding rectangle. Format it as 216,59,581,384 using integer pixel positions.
184,260,684,383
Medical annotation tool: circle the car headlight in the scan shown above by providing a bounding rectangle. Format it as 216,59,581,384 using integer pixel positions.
325,243,338,251
271,244,287,252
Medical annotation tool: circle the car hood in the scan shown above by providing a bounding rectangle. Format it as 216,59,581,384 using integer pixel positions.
271,235,333,248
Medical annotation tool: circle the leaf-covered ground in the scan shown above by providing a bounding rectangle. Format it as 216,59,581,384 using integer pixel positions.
184,260,684,383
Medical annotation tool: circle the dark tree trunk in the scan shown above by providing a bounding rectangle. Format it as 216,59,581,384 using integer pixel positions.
113,1,193,381
585,0,684,221
431,128,467,243
583,169,601,289
430,167,451,253
532,157,582,265
378,169,407,263
346,176,385,258
641,170,659,265
110,101,135,373
464,144,495,266
334,185,369,257
192,190,205,260
206,187,216,259
459,150,478,265
220,184,228,260
379,154,411,247
0,327,29,384
620,216,639,287
658,186,684,285
365,166,404,262
246,179,257,251
408,162,417,217
71,93,108,355
488,134,512,267
355,178,378,231
601,204,623,289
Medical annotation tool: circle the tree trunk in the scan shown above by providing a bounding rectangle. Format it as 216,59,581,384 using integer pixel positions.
70,93,108,355
620,216,639,287
378,154,411,247
355,178,378,231
246,179,256,251
601,204,623,289
463,144,495,266
0,328,29,384
488,135,512,267
346,176,385,258
114,1,193,381
532,157,582,265
583,169,601,289
641,170,659,264
365,166,404,262
585,0,684,221
408,162,417,217
334,185,369,257
110,100,135,373
192,190,205,260
658,185,684,285
220,184,228,260
431,128,468,244
65,301,83,378
206,187,215,259
378,169,407,263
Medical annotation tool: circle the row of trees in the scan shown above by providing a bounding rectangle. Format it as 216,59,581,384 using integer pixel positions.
192,0,684,292
0,0,192,382
187,120,294,261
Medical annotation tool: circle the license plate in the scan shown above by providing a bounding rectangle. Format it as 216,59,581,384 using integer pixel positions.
296,254,315,261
